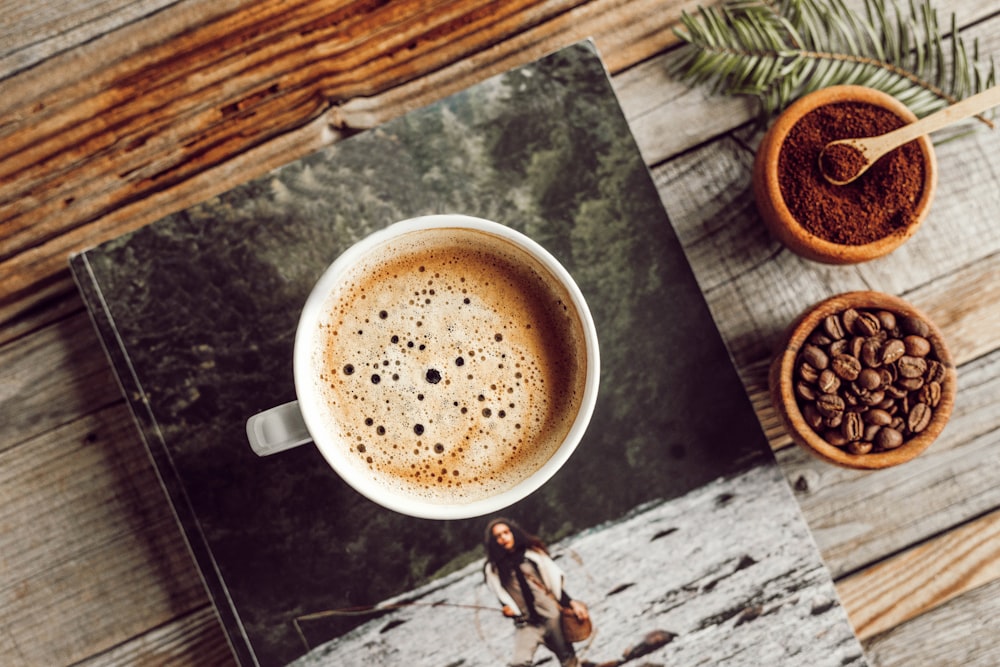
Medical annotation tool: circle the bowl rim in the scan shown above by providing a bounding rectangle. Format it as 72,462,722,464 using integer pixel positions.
770,290,956,469
754,85,939,264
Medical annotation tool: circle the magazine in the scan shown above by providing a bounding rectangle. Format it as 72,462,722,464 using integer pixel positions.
70,41,866,667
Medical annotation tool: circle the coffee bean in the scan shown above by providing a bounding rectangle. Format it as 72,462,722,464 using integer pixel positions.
848,440,873,455
817,369,840,394
842,308,860,333
824,429,850,446
858,389,885,407
880,338,906,365
841,412,864,441
897,355,927,378
863,408,892,426
874,427,904,450
798,362,819,383
908,403,932,433
919,381,942,407
801,344,830,370
816,393,845,417
926,360,946,383
861,339,882,368
822,314,846,340
831,354,862,381
900,315,930,337
803,403,823,429
876,310,897,332
903,335,931,357
810,331,834,346
885,384,907,399
857,368,882,390
853,312,881,336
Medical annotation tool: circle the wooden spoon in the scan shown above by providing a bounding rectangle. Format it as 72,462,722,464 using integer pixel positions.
819,85,1000,185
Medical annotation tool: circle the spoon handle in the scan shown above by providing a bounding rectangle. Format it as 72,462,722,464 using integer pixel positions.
860,85,1000,159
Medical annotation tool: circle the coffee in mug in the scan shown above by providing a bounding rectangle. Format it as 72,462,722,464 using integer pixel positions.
247,215,599,519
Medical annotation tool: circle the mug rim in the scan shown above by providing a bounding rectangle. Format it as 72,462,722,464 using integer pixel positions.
293,214,600,519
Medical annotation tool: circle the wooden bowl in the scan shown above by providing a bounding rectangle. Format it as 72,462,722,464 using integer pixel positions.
753,85,938,264
770,291,956,469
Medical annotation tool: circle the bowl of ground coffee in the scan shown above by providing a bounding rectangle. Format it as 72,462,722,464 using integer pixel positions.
753,85,938,264
770,291,956,469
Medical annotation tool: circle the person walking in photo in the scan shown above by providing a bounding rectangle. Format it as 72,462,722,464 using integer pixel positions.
483,517,590,667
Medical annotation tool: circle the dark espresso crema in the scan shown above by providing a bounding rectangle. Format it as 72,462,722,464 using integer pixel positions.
311,227,588,504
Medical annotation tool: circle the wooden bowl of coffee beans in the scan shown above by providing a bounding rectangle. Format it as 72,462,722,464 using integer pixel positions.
770,291,956,469
753,85,937,264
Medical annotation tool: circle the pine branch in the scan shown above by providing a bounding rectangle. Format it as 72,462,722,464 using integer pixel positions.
672,0,997,126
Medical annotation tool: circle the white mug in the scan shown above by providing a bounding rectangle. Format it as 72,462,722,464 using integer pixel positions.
246,214,600,519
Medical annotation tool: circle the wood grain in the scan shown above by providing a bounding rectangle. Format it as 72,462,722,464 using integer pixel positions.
860,575,1000,667
0,0,183,76
0,309,121,447
73,606,234,667
838,507,1000,640
0,403,210,665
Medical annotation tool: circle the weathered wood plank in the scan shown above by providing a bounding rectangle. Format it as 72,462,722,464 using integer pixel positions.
74,606,234,667
860,576,1000,667
0,0,184,78
0,307,122,448
837,508,1000,640
0,402,211,666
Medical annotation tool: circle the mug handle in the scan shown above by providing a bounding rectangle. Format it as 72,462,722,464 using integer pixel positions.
246,401,313,456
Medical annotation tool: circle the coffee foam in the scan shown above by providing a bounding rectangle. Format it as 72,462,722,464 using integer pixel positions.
311,227,587,504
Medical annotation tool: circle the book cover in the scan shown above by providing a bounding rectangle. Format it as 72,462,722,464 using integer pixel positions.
70,41,866,667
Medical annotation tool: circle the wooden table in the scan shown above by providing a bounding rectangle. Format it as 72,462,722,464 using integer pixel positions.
2,1,998,665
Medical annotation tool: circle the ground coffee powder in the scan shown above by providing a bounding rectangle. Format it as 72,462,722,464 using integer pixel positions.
778,101,926,245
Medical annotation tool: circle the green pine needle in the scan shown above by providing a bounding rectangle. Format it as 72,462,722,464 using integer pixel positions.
672,0,997,125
